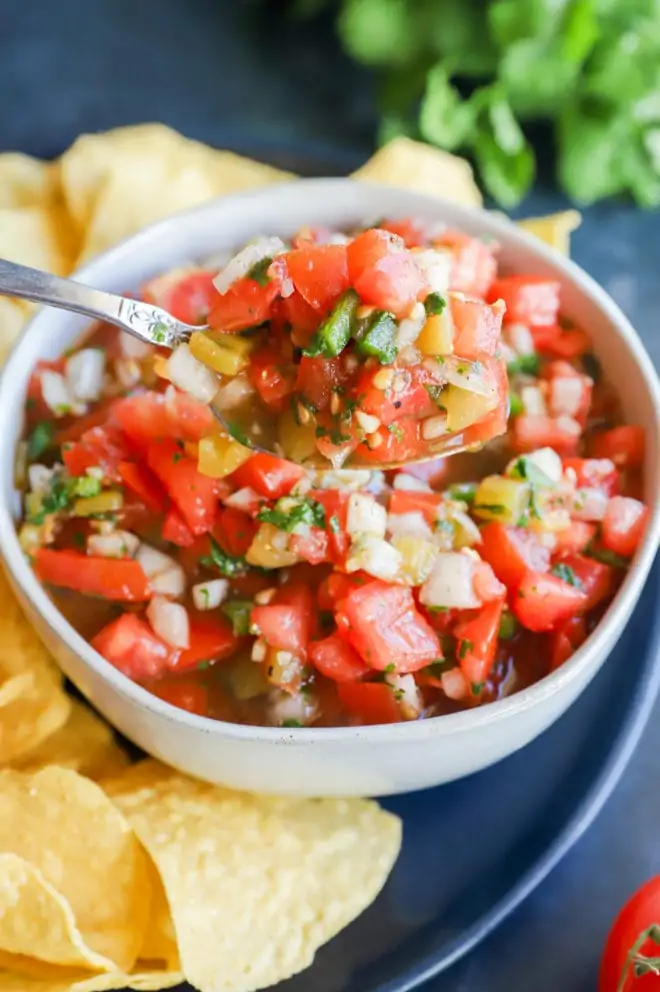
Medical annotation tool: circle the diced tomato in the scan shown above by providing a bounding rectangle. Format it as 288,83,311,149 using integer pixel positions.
546,369,592,425
309,635,369,682
590,426,645,470
142,269,219,325
479,522,551,589
117,461,168,514
62,426,131,482
435,230,498,298
26,359,66,417
317,572,367,611
248,343,295,411
473,561,507,603
531,323,590,359
336,682,402,725
162,506,195,548
549,615,588,671
512,415,580,456
35,549,151,601
450,295,505,359
380,217,427,248
208,258,285,332
554,520,597,555
554,554,615,611
601,496,648,558
168,614,238,673
355,418,426,466
163,389,216,441
389,490,443,524
488,276,560,327
296,356,348,412
285,244,349,313
54,399,122,445
147,438,218,536
513,570,588,632
290,527,329,565
336,580,442,673
92,614,173,679
251,584,315,656
563,458,619,496
347,228,403,282
356,366,438,424
354,252,428,316
233,454,305,500
215,507,258,558
454,599,504,687
113,390,212,449
278,291,320,346
151,676,209,716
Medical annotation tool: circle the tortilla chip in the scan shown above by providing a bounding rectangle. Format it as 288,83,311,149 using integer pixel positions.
0,206,75,276
353,136,482,207
0,767,152,972
0,853,113,970
12,698,130,781
106,760,402,992
517,210,581,255
0,154,54,210
0,568,71,766
56,124,291,261
0,964,182,991
0,298,29,363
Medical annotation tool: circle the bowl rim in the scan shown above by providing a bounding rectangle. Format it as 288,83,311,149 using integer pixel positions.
0,176,658,746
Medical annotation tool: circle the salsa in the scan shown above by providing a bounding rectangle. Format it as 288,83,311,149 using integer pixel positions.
147,223,509,467
16,218,648,728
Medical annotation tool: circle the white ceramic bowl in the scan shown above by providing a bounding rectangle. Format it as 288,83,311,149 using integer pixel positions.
0,180,658,797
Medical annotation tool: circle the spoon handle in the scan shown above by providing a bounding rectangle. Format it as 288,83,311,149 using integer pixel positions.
0,258,185,348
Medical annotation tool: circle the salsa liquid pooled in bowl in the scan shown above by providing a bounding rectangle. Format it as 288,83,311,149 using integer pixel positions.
16,218,649,730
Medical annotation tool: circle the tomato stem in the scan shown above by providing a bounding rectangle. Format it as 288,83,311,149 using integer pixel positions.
618,924,660,992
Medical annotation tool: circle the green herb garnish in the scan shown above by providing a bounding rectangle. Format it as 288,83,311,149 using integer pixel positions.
446,482,478,505
258,496,326,533
424,292,446,316
247,256,274,286
551,562,583,588
200,535,247,577
221,599,253,636
26,422,54,461
507,353,540,377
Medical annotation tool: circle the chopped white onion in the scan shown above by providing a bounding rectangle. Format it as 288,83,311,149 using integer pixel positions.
192,579,229,611
346,535,402,581
385,673,423,720
214,374,255,410
421,412,449,441
507,322,535,355
393,473,433,493
167,344,218,403
147,596,190,649
223,487,261,514
119,330,153,360
115,358,142,389
268,689,319,728
420,552,480,609
355,410,381,434
427,355,495,398
441,668,469,701
280,277,294,298
511,447,563,484
521,385,547,417
387,510,434,541
548,376,585,418
40,370,73,416
28,464,55,496
310,469,372,492
346,493,387,539
87,530,140,559
136,544,186,598
396,302,427,348
555,415,582,436
571,487,609,522
213,237,285,294
414,249,452,294
65,349,106,402
251,638,267,662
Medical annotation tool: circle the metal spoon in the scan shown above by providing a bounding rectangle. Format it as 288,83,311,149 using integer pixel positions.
0,258,500,469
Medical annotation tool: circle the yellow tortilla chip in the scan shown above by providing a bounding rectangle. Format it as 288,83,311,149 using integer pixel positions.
353,136,482,207
12,698,130,781
0,853,113,970
0,767,152,972
56,124,291,261
0,298,29,363
0,154,54,209
517,210,581,255
106,760,402,992
0,206,75,276
0,964,182,991
0,568,71,765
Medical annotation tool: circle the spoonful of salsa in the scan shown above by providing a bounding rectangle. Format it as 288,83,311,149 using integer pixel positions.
0,220,509,470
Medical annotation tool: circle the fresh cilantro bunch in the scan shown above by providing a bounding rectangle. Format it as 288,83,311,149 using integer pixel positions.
290,0,660,207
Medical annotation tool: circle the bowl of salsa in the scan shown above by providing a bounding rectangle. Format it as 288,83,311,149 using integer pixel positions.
0,180,657,797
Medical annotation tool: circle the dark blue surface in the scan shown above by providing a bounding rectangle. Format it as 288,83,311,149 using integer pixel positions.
3,4,660,989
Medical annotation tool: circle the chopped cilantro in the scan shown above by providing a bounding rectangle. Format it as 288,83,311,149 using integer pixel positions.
388,423,404,442
258,496,325,533
457,638,474,660
446,482,478,505
509,455,554,488
226,422,251,447
424,383,445,406
507,353,540,377
551,562,583,588
282,719,303,728
303,289,359,358
384,662,396,673
28,478,71,523
498,611,519,640
71,476,103,498
247,256,273,287
587,545,629,569
221,599,253,636
473,502,507,515
471,681,485,696
353,310,398,364
26,422,54,461
424,292,446,316
508,392,524,418
200,536,247,577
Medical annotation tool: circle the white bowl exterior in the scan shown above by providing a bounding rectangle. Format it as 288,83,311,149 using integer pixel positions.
0,180,658,797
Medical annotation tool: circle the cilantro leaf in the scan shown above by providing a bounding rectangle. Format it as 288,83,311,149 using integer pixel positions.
200,536,247,577
26,422,54,461
257,497,326,533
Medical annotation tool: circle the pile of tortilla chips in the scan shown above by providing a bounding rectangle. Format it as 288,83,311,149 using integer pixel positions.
0,124,581,992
